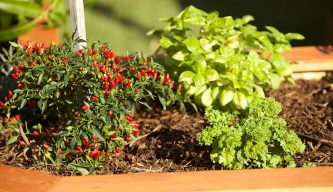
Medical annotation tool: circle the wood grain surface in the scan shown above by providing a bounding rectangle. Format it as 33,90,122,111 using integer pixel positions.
285,46,333,72
0,165,332,192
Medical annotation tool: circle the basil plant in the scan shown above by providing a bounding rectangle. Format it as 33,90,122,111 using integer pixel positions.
149,6,304,110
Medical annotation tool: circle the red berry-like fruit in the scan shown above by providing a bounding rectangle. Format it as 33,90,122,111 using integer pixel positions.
43,144,50,150
108,109,113,117
104,82,109,90
82,105,89,111
76,146,83,153
177,84,183,92
115,55,121,63
136,71,142,79
92,96,99,102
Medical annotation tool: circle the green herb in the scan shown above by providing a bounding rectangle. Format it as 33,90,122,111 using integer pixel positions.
150,6,304,110
197,97,305,169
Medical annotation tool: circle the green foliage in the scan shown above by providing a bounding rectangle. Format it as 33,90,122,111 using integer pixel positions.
0,46,16,98
197,97,305,169
150,6,304,110
0,40,186,174
0,0,66,42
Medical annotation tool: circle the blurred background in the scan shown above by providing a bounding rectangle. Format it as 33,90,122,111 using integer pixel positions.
1,0,333,54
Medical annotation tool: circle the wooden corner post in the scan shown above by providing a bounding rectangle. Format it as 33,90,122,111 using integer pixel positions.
69,0,87,51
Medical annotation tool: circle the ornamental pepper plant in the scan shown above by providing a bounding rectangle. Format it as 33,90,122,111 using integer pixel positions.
0,40,187,174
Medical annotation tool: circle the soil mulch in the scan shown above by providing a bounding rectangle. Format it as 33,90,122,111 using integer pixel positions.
0,79,332,175
267,78,333,166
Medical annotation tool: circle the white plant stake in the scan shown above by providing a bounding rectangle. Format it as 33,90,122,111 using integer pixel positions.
69,0,87,50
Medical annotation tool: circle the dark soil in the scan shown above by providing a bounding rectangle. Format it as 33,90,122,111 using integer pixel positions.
1,79,332,175
267,78,333,166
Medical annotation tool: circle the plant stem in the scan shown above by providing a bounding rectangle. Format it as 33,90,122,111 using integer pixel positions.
19,124,30,145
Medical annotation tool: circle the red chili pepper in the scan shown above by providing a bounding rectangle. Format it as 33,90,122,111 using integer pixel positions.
112,62,117,70
102,44,107,51
32,148,39,153
108,109,113,116
92,96,99,102
82,105,89,111
177,84,183,92
131,127,139,135
153,72,158,79
18,140,26,147
92,61,99,69
113,146,120,156
134,89,139,94
126,113,133,121
32,131,39,137
101,66,107,74
29,61,35,67
75,51,82,57
136,71,142,79
89,151,94,158
63,58,68,63
11,73,18,79
169,80,174,87
91,136,97,142
115,55,121,63
94,151,101,159
76,146,83,153
164,73,170,83
124,80,131,89
129,67,133,72
140,69,147,77
42,144,50,150
82,139,87,146
17,81,23,89
109,79,115,89
92,49,97,55
102,91,110,95
7,91,13,98
104,82,110,90
125,55,130,62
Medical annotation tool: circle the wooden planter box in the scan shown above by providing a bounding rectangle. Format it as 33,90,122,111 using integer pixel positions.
1,46,333,192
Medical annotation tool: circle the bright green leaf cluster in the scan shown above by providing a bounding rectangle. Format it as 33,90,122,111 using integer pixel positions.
151,6,304,110
197,97,305,169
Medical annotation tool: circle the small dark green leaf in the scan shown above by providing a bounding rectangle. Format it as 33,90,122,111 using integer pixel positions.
6,135,19,145
158,95,166,110
41,100,48,114
19,98,27,109
92,127,105,142
37,72,44,85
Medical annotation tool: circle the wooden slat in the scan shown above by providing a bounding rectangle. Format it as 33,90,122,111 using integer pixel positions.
285,46,333,72
0,165,58,192
49,167,333,192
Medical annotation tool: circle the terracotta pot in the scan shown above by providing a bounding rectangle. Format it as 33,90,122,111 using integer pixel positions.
18,24,60,46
